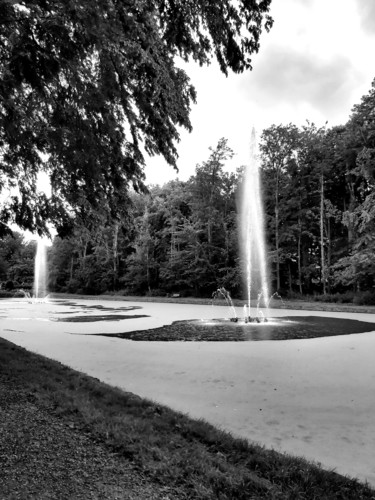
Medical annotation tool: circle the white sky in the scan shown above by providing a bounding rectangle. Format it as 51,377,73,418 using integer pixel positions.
144,0,375,185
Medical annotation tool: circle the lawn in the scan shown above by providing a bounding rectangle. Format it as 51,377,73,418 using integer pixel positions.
1,336,374,499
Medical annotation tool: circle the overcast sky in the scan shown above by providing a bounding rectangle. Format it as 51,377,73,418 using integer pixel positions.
144,0,375,185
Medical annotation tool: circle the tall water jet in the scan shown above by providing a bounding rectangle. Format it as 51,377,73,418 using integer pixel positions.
34,237,48,300
239,128,269,319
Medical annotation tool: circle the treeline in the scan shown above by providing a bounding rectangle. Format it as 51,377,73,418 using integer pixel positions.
0,233,35,292
48,138,240,297
1,80,375,303
260,79,375,302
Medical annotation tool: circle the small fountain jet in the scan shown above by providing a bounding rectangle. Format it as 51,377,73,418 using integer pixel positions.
212,287,238,322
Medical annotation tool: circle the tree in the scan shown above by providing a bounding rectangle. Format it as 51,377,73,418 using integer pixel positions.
260,124,300,291
118,141,240,297
0,0,273,234
0,232,35,287
332,79,375,290
153,180,193,292
187,138,238,294
260,122,348,295
48,204,134,293
297,123,332,294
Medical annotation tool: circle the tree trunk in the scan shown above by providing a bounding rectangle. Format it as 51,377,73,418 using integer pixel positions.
327,216,331,294
146,243,151,293
297,215,303,295
70,256,74,281
79,237,88,269
112,223,119,288
288,261,292,293
275,205,280,290
275,168,280,290
320,171,326,295
345,161,357,246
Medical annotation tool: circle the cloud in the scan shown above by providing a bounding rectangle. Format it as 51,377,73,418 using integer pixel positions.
238,45,362,123
355,0,375,35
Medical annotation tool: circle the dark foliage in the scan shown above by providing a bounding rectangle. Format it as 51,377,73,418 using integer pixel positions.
0,0,273,234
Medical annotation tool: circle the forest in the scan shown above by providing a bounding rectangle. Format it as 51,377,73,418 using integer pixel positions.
1,79,375,304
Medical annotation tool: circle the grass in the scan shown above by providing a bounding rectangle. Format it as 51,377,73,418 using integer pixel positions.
52,291,375,314
1,336,374,499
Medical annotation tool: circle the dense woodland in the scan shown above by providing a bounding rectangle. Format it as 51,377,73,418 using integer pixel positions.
1,79,375,304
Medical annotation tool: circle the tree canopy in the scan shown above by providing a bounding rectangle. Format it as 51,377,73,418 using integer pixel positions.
0,0,273,235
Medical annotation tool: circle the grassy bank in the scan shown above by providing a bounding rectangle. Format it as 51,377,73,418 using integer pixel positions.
1,337,374,499
51,292,375,314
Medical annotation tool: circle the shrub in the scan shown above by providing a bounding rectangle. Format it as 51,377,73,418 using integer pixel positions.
145,288,167,297
285,291,304,300
4,280,14,290
353,291,375,306
339,291,356,303
179,289,194,298
311,293,335,303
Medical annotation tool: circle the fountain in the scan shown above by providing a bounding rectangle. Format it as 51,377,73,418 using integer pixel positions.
33,237,49,301
239,128,269,322
212,287,238,321
198,129,272,327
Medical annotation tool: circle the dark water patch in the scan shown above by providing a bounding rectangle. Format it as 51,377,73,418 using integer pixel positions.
54,314,149,323
48,300,143,313
91,316,375,341
71,304,143,312
50,300,76,305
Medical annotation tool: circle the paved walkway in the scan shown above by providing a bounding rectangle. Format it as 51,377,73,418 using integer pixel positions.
1,298,375,487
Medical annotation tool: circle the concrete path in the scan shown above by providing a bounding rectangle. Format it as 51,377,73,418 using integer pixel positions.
1,298,375,487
